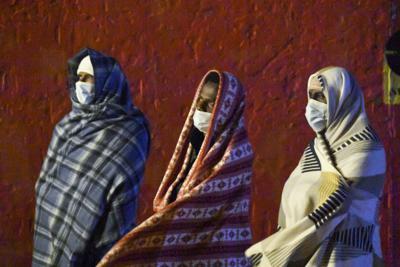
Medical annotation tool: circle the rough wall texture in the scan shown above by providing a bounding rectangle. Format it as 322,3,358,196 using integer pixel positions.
0,0,399,266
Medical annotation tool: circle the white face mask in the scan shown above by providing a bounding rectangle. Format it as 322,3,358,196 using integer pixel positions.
193,109,212,134
305,99,327,132
75,81,95,104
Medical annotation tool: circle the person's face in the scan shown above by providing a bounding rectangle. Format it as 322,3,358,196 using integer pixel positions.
308,77,326,103
197,82,218,112
78,72,95,84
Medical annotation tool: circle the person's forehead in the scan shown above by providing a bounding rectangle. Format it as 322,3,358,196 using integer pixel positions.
201,82,217,93
309,76,322,84
308,76,324,90
309,88,324,94
78,71,93,76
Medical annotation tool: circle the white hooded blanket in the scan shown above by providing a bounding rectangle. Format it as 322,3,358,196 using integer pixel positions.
246,67,386,266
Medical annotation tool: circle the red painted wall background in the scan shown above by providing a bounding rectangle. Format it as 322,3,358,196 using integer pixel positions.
0,1,399,266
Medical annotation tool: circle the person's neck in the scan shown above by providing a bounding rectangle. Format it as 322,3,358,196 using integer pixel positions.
190,127,205,155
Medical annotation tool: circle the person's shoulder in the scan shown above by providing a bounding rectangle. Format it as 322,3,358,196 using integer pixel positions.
113,116,150,153
50,112,74,137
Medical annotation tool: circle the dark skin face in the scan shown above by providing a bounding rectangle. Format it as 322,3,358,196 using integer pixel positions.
196,81,218,112
308,77,327,103
77,72,95,84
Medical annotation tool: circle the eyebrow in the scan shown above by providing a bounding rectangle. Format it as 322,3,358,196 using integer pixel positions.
79,73,93,79
200,94,215,100
309,88,323,93
309,90,324,97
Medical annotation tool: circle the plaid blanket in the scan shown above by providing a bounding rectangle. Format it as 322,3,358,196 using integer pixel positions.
32,48,150,266
97,70,253,267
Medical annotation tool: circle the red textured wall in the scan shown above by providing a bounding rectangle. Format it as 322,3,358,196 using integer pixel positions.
0,1,399,266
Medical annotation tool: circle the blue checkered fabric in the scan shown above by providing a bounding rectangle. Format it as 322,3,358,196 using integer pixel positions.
32,48,150,267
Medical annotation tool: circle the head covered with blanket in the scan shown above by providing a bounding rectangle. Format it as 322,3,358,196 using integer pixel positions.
246,67,386,266
97,70,254,266
33,48,150,266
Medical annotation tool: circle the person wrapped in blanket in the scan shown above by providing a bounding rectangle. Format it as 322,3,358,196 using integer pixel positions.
246,66,386,266
97,70,254,266
32,48,150,266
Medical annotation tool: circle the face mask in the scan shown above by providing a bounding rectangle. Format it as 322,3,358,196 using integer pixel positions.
75,81,95,104
193,109,212,134
305,99,327,133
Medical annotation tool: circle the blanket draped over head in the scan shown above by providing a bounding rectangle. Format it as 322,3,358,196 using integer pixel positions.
245,67,386,266
97,70,254,267
33,48,150,266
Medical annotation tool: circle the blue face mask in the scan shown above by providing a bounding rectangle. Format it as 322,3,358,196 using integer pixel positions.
305,99,327,132
75,81,95,104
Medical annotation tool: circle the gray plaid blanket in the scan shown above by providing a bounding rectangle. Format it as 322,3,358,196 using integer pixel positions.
32,48,150,266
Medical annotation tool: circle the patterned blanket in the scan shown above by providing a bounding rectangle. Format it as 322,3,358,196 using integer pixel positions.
97,70,254,266
245,67,386,266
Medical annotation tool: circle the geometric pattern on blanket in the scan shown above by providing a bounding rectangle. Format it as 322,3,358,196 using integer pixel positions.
333,126,380,153
248,252,263,266
320,224,375,264
308,173,349,229
301,141,321,173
